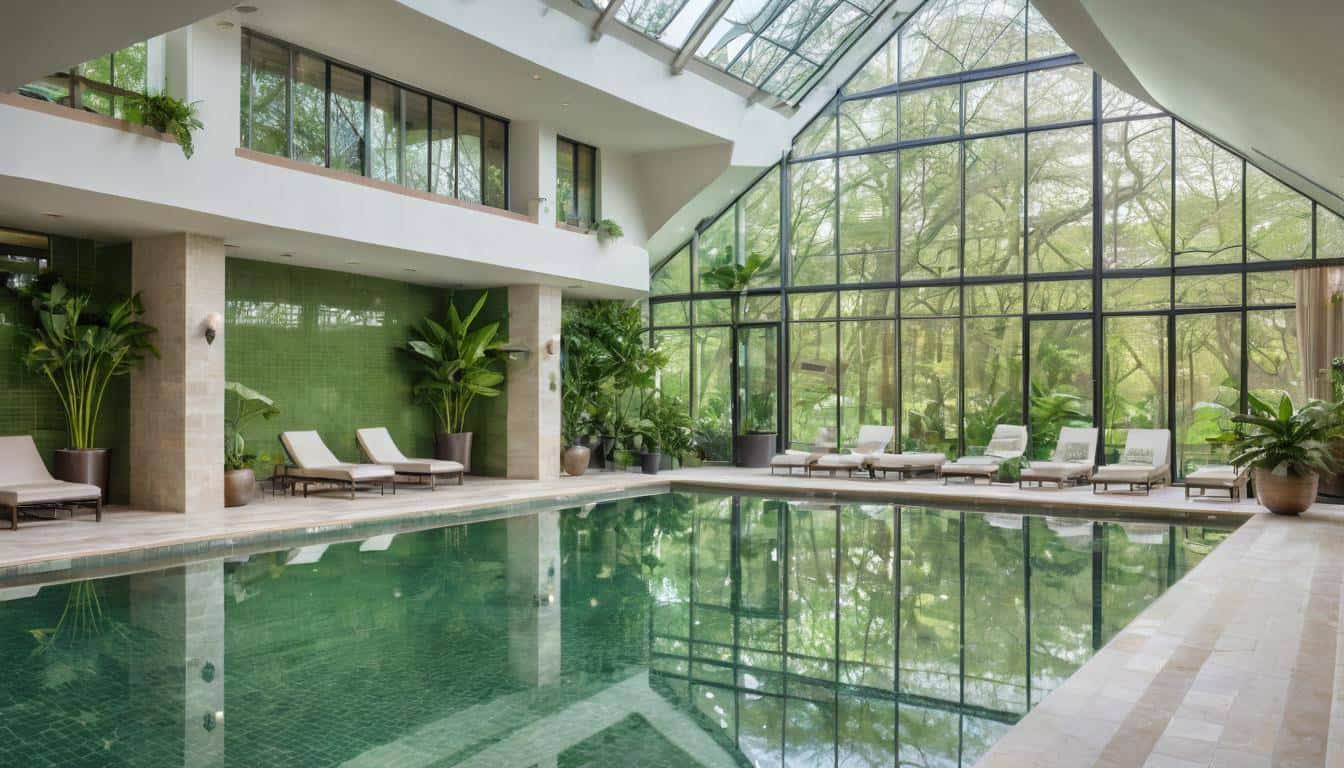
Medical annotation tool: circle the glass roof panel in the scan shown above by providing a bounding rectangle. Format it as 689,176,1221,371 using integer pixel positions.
693,0,883,102
617,0,690,36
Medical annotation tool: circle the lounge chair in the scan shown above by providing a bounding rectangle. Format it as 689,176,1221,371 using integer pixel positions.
769,427,837,475
357,427,464,489
1091,429,1172,495
0,435,102,531
864,450,948,479
940,425,1028,484
1183,463,1252,501
1019,427,1099,489
810,425,895,478
278,430,396,499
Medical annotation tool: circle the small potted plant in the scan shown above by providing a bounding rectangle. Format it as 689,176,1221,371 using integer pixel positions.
1214,393,1344,515
596,218,623,242
126,91,203,159
560,378,591,477
224,382,280,507
406,292,508,472
16,280,158,500
637,395,693,475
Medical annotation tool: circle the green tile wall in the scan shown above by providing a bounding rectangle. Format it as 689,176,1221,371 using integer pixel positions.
225,259,510,477
0,238,132,502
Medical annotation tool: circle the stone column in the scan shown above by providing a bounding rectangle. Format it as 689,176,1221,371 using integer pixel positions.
507,120,558,224
506,284,562,480
507,510,561,687
131,233,226,513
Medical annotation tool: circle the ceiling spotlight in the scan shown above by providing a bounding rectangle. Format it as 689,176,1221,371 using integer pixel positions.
280,252,294,258
531,73,542,81
345,260,360,265
234,4,258,13
41,212,62,219
216,20,235,30
560,102,569,108
403,267,417,273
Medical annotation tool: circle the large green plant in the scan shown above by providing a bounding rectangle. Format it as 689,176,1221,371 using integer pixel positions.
224,382,280,471
636,395,693,459
405,292,508,434
126,91,203,158
1213,393,1344,477
561,301,666,454
698,247,776,292
17,281,158,450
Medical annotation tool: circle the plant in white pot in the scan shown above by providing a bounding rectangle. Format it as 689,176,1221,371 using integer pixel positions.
405,292,507,472
17,280,158,500
1214,393,1344,515
224,382,279,508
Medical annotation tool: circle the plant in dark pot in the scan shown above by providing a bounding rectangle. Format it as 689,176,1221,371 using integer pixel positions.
17,280,158,501
406,292,507,472
223,382,279,508
1213,393,1344,515
560,372,591,477
636,395,693,475
735,389,778,468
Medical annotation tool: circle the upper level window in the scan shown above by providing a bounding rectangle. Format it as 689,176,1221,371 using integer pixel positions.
556,137,597,227
18,41,151,120
240,30,509,210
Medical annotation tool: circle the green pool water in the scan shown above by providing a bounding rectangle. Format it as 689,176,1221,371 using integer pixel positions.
0,492,1230,767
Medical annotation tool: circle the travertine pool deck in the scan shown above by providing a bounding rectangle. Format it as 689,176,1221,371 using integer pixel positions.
2,466,1339,767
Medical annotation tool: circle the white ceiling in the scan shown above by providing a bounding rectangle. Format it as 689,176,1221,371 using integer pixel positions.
1033,0,1344,215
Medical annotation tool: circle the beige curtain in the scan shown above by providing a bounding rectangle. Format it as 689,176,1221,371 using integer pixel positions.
1294,265,1344,400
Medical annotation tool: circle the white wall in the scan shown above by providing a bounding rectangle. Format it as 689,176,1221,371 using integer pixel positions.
0,18,648,295
597,148,649,245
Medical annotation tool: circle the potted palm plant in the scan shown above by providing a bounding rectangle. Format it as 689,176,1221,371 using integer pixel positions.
405,292,507,472
17,281,157,500
1214,393,1344,515
224,382,279,507
636,395,693,474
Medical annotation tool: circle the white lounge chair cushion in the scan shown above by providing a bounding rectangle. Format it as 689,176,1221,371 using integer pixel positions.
770,452,815,467
288,463,394,482
0,435,58,485
951,455,1002,467
1185,465,1246,484
390,460,463,475
282,430,343,468
1020,461,1092,479
866,452,947,469
814,453,866,469
0,481,102,507
1093,464,1164,482
942,461,999,475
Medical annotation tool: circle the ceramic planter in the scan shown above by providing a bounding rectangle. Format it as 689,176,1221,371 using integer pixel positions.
53,448,110,503
1253,467,1318,515
563,445,591,477
436,431,473,473
224,468,255,508
640,452,662,475
735,433,777,468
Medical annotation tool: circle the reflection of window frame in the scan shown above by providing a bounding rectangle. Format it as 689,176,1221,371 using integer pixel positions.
239,29,510,210
556,136,599,227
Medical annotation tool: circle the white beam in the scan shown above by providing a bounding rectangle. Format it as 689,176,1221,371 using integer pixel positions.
672,0,735,74
590,0,628,41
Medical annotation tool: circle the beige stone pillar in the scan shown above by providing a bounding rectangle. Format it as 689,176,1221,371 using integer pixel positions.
506,284,562,480
506,510,561,687
131,233,226,513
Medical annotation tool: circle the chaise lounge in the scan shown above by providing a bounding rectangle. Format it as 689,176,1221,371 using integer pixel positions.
1183,463,1252,501
810,425,894,478
1091,429,1172,495
1019,426,1100,488
940,425,1028,484
357,427,464,489
0,435,102,531
864,449,948,479
278,430,397,499
769,427,837,475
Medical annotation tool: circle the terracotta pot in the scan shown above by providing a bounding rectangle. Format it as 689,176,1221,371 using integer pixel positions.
435,431,473,473
224,468,255,508
53,448,110,503
562,445,591,477
1253,467,1318,516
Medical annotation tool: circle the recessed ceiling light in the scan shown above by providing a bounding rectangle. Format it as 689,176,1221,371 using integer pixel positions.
234,4,258,13
41,212,62,219
224,243,240,249
345,260,359,265
560,102,569,108
403,267,417,273
566,284,581,289
531,74,542,81
280,252,294,258
216,20,235,30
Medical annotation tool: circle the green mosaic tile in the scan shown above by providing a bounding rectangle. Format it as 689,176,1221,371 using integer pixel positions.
225,260,509,478
0,237,132,502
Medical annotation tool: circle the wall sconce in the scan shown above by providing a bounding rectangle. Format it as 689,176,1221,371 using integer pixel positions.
204,312,223,345
544,334,560,356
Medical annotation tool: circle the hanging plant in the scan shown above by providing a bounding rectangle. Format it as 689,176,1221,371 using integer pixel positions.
126,91,204,159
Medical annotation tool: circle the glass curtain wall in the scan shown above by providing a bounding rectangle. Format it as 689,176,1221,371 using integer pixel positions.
556,137,599,227
240,30,508,210
649,0,1327,476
